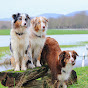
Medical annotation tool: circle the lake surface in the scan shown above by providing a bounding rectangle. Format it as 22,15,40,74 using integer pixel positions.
0,34,88,47
0,34,88,57
0,34,88,71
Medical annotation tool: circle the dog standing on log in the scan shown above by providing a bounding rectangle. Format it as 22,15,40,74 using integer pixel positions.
27,17,48,68
10,13,30,71
41,37,78,88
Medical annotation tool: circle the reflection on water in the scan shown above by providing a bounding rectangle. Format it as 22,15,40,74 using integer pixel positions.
0,55,11,72
0,54,88,71
0,64,12,72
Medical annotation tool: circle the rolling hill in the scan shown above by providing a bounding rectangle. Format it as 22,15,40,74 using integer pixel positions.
0,10,88,21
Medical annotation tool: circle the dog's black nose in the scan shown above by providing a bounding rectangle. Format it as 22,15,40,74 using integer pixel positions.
24,23,26,25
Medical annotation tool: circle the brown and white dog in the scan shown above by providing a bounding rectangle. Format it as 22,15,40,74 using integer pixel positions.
41,37,78,88
10,13,30,71
28,17,48,68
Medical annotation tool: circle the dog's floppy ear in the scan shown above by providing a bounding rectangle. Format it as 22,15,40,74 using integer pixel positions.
59,51,66,59
46,18,48,22
59,51,66,66
73,51,79,57
12,13,20,19
12,14,16,19
31,17,37,27
44,17,48,22
26,14,30,20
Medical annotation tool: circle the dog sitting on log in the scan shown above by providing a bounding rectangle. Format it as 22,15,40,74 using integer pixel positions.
41,37,78,88
10,13,30,71
28,17,48,67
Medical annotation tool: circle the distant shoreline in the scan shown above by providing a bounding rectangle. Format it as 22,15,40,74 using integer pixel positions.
0,29,88,35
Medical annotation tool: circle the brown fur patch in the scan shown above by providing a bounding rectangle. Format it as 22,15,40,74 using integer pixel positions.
41,37,61,83
34,18,41,32
14,20,22,28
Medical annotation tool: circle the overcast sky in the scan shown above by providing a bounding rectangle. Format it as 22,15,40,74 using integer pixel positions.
0,0,88,18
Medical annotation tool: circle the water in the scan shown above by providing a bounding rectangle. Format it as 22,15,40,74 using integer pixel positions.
47,34,88,45
0,34,88,47
0,35,11,47
0,34,88,71
0,64,12,72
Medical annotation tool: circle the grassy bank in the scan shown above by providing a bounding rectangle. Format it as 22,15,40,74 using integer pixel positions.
68,66,88,88
47,29,88,35
0,29,88,35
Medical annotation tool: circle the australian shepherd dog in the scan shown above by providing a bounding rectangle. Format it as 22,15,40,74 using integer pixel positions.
10,13,30,71
41,37,78,88
27,17,48,68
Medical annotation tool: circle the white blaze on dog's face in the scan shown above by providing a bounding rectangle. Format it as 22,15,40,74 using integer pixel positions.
68,52,75,65
12,13,30,29
31,17,48,32
59,51,78,66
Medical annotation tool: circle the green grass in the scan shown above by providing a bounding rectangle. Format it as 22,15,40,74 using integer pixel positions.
0,47,10,59
47,29,88,35
79,41,88,45
60,45,83,48
68,66,88,88
0,29,88,35
0,82,8,88
0,29,10,35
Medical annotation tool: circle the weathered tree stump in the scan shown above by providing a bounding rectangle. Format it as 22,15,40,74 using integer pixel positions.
0,66,49,88
0,66,77,88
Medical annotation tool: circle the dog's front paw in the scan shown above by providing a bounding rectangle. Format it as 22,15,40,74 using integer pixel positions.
21,66,27,71
14,67,20,71
36,60,41,67
28,64,35,69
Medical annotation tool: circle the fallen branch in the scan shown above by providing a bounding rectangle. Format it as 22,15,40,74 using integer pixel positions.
0,66,49,88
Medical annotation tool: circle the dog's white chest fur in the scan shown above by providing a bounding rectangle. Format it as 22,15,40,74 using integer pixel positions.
11,29,29,56
57,64,72,81
30,37,46,49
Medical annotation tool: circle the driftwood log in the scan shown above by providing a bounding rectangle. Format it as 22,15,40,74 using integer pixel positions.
0,65,77,88
0,66,48,88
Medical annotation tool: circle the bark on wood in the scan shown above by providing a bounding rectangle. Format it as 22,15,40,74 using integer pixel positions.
0,66,48,88
0,66,77,88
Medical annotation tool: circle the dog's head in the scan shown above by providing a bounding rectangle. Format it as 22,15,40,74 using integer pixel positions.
12,13,30,29
59,50,78,67
30,17,48,32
